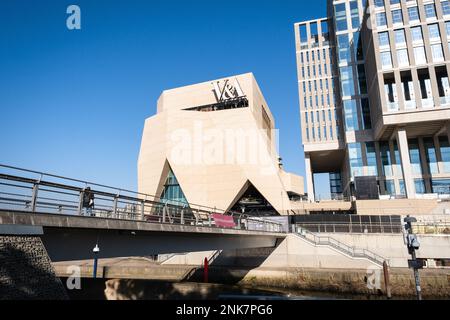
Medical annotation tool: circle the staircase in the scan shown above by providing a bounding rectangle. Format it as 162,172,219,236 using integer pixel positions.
293,226,386,266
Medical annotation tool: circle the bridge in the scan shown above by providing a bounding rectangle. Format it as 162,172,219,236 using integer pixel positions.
0,164,285,262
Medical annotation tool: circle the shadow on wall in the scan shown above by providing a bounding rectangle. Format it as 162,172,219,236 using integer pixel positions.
183,246,278,285
0,236,68,300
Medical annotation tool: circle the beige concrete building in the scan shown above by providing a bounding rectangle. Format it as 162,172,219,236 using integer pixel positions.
296,0,450,202
138,73,304,216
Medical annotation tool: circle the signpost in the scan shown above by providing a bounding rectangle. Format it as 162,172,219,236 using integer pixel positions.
404,215,422,300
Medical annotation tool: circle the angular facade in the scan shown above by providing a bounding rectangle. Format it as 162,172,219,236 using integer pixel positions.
296,0,450,201
138,73,304,215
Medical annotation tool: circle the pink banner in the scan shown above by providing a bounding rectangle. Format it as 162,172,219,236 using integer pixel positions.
212,214,236,228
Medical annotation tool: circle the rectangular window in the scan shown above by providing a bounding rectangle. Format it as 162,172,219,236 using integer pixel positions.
350,1,360,29
408,7,420,23
392,9,403,25
376,12,387,27
413,46,427,64
424,137,438,174
380,141,393,176
411,26,423,43
443,1,450,17
408,139,423,175
378,31,390,48
335,3,348,32
424,3,437,20
375,0,384,8
428,24,441,41
344,100,359,131
415,179,426,194
349,143,364,177
340,67,356,96
397,49,410,67
380,51,393,69
431,44,444,62
439,136,450,173
338,34,351,64
394,29,406,46
366,142,378,176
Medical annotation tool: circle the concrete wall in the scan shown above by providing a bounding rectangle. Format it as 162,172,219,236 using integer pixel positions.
0,236,68,300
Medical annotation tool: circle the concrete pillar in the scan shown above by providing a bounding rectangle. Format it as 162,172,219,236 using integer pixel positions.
446,123,450,146
395,128,416,199
305,153,315,202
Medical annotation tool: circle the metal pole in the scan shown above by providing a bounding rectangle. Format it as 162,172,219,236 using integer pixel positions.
383,261,392,299
93,244,100,279
30,183,39,212
411,249,422,300
78,190,84,216
140,201,145,221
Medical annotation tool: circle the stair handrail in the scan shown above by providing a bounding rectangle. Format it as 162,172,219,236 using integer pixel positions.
293,225,386,266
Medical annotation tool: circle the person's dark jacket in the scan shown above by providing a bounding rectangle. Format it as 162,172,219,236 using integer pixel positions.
82,189,94,208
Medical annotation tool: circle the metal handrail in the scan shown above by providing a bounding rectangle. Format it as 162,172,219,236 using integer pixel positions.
0,166,284,233
293,225,386,266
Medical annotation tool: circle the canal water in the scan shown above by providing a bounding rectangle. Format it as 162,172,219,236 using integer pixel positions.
61,278,392,300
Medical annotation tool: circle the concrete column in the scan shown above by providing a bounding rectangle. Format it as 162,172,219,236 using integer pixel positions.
418,137,432,193
305,153,315,202
396,128,416,199
446,123,450,146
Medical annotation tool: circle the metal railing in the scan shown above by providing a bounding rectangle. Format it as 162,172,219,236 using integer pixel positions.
0,164,283,233
293,225,386,266
294,222,402,234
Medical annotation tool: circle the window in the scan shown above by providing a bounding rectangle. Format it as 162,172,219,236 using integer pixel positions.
411,26,423,43
397,49,410,67
408,7,420,23
415,179,426,194
350,1,360,29
424,137,438,174
431,44,444,62
439,136,450,173
340,67,356,96
335,3,348,32
413,46,427,64
380,141,393,176
424,3,437,20
378,31,390,48
446,21,450,39
361,98,372,129
344,100,359,131
442,0,450,17
384,180,395,195
428,24,441,41
392,9,403,25
394,29,406,46
381,51,393,69
390,0,400,5
408,139,423,175
376,12,387,27
366,142,378,176
338,34,351,63
374,0,384,8
349,143,364,177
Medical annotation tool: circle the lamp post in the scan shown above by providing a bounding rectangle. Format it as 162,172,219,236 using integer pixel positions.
93,244,100,279
404,215,422,300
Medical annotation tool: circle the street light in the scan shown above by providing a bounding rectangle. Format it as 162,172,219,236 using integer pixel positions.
404,215,422,300
93,244,100,279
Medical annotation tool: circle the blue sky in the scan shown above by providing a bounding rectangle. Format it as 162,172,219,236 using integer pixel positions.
0,0,330,199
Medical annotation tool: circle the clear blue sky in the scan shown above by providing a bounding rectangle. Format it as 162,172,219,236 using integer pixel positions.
0,0,330,198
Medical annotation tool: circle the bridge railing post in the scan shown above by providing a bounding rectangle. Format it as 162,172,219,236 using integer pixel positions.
180,208,185,225
30,182,39,212
162,204,167,223
208,212,212,227
77,190,84,216
112,195,118,219
140,201,145,221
